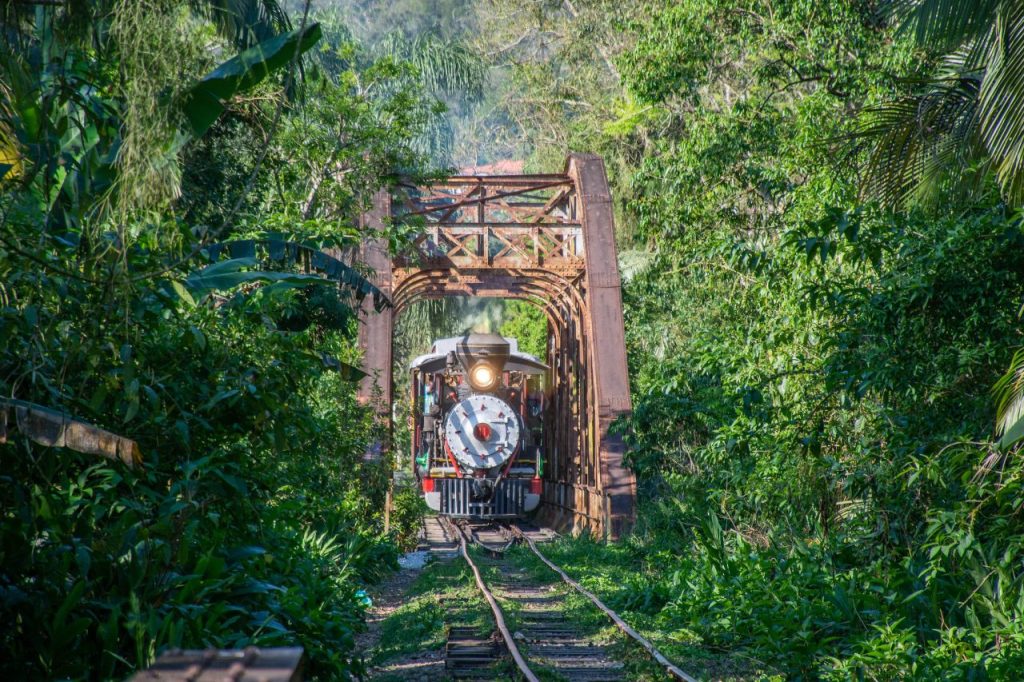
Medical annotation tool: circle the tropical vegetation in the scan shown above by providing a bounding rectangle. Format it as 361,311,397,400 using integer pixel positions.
452,0,1024,677
5,0,1024,680
0,1,465,678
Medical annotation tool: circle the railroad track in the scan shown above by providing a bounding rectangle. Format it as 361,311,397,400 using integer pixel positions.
436,517,697,682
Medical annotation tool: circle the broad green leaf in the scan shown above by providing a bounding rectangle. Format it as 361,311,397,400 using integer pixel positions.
204,237,390,310
170,280,196,308
123,399,139,424
194,257,259,277
186,270,330,295
182,23,322,137
183,257,335,295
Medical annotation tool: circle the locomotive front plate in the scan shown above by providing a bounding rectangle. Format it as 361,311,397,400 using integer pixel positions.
444,394,520,470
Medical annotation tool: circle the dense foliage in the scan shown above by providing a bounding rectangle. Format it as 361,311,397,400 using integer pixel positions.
0,2,455,678
6,0,1024,679
457,0,1024,678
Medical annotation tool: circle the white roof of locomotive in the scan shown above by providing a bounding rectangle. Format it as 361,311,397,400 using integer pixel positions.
410,335,547,374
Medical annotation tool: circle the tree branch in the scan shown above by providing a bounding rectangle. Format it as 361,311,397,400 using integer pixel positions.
561,0,620,83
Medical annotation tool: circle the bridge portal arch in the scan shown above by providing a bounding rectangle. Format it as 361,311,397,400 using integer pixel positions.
357,154,635,538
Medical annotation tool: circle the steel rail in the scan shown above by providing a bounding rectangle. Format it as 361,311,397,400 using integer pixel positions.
441,518,540,682
510,525,699,682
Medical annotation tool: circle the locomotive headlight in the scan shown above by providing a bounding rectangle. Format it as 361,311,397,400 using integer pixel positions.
469,362,498,391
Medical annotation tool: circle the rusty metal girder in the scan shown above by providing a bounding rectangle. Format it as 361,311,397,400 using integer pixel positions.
567,154,636,538
358,155,636,538
391,268,585,314
394,174,584,274
396,224,584,270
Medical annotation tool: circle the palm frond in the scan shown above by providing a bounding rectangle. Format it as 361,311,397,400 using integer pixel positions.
375,33,487,102
855,74,983,208
977,1,1024,204
994,346,1024,447
189,0,291,50
885,0,1003,54
937,35,997,76
368,33,486,164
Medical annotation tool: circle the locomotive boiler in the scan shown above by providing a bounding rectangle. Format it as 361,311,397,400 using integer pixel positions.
410,332,546,518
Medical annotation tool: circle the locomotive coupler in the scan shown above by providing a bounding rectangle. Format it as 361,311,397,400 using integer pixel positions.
470,477,495,502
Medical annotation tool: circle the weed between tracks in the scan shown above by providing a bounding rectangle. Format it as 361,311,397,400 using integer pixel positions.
464,543,656,682
370,537,770,681
367,555,494,679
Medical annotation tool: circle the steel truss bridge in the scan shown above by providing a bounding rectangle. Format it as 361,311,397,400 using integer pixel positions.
356,154,635,539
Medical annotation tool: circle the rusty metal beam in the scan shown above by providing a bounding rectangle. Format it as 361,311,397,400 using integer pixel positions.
402,181,571,218
401,174,570,187
566,154,636,537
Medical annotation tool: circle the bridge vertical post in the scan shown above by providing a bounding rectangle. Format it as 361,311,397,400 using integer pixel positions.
357,189,394,437
357,189,394,529
567,154,636,539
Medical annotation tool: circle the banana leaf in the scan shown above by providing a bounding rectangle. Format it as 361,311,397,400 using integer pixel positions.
203,237,390,311
0,399,142,468
182,23,322,138
184,256,334,296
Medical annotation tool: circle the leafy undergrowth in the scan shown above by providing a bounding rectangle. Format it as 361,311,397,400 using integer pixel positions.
508,527,1024,681
0,3,445,681
504,543,769,681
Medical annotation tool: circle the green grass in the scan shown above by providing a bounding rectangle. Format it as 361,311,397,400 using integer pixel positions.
369,556,494,668
465,544,667,681
502,538,773,682
369,540,771,681
370,597,445,667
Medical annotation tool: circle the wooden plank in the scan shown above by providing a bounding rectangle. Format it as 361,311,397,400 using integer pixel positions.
356,189,394,413
129,647,303,682
0,399,142,468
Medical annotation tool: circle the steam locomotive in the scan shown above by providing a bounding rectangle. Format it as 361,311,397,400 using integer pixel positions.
410,332,546,518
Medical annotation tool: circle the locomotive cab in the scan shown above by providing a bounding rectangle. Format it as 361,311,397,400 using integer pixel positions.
410,332,546,519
